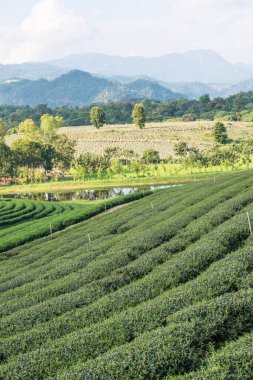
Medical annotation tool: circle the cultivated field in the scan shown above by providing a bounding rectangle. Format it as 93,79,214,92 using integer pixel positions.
59,121,253,157
0,193,146,254
1,170,253,378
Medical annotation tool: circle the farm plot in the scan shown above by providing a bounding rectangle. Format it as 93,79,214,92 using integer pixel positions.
59,121,253,158
0,191,150,255
1,170,253,379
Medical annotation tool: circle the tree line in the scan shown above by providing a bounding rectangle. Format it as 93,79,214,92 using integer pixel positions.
1,109,250,185
1,91,253,132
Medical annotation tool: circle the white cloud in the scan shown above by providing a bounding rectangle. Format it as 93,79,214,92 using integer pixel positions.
0,0,91,63
0,0,252,64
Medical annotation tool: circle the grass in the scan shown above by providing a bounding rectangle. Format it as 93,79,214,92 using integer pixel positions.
1,165,252,196
0,170,253,378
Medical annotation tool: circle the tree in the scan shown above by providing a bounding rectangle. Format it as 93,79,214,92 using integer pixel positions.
182,114,196,122
90,107,106,129
0,119,5,141
199,94,210,105
131,161,141,177
18,119,38,139
174,142,189,157
52,135,75,171
12,139,45,169
40,114,64,140
213,121,228,144
132,103,145,128
0,142,15,181
142,149,160,164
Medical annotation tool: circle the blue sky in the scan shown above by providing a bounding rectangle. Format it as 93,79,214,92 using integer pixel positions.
0,0,252,64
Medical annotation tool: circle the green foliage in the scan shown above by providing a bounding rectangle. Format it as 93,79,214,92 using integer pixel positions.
77,152,110,175
0,119,5,140
142,148,160,164
90,107,106,129
1,92,253,130
40,114,64,140
12,139,45,169
174,142,189,157
213,121,228,144
132,103,146,128
18,119,38,139
0,142,15,179
0,172,253,379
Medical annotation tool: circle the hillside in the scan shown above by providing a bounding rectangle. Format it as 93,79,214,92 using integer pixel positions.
0,62,66,82
58,121,253,158
49,50,253,84
0,71,182,106
1,171,253,378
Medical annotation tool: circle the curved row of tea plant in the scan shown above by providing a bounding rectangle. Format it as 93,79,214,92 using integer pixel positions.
1,170,253,379
0,173,248,297
0,183,252,326
0,190,152,256
0,199,73,228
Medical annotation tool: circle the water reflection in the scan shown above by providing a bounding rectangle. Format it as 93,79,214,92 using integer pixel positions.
1,185,178,202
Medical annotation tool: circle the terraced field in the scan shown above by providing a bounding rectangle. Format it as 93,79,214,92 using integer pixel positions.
0,192,148,255
1,171,253,379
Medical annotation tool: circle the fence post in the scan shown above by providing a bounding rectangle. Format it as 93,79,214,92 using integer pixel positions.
247,212,252,236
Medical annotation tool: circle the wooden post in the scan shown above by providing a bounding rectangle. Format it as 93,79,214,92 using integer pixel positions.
247,212,252,236
49,223,52,235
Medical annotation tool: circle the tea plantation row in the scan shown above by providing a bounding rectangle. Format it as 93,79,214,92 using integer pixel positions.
0,171,253,379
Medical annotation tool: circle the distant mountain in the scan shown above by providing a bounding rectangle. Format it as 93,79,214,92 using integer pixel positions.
0,70,183,107
0,63,66,82
49,50,253,84
162,82,232,99
223,78,253,96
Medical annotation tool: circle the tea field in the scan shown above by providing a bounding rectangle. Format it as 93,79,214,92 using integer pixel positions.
1,171,253,379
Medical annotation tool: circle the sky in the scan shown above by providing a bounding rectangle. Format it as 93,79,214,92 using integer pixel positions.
0,0,252,64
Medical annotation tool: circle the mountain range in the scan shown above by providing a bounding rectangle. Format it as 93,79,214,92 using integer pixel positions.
49,50,253,84
0,70,182,107
0,50,253,106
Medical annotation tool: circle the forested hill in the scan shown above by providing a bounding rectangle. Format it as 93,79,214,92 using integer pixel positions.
1,91,253,130
0,70,182,107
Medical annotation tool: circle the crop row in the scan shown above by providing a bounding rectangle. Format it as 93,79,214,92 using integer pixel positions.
0,199,251,364
0,173,249,300
0,180,252,320
1,235,252,371
3,288,252,380
55,290,253,380
0,171,244,277
0,190,153,257
0,199,72,228
0,180,227,292
0,186,185,286
0,183,189,266
181,330,253,380
1,182,253,320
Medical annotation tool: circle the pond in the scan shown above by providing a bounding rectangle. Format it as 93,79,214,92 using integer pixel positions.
1,185,179,202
